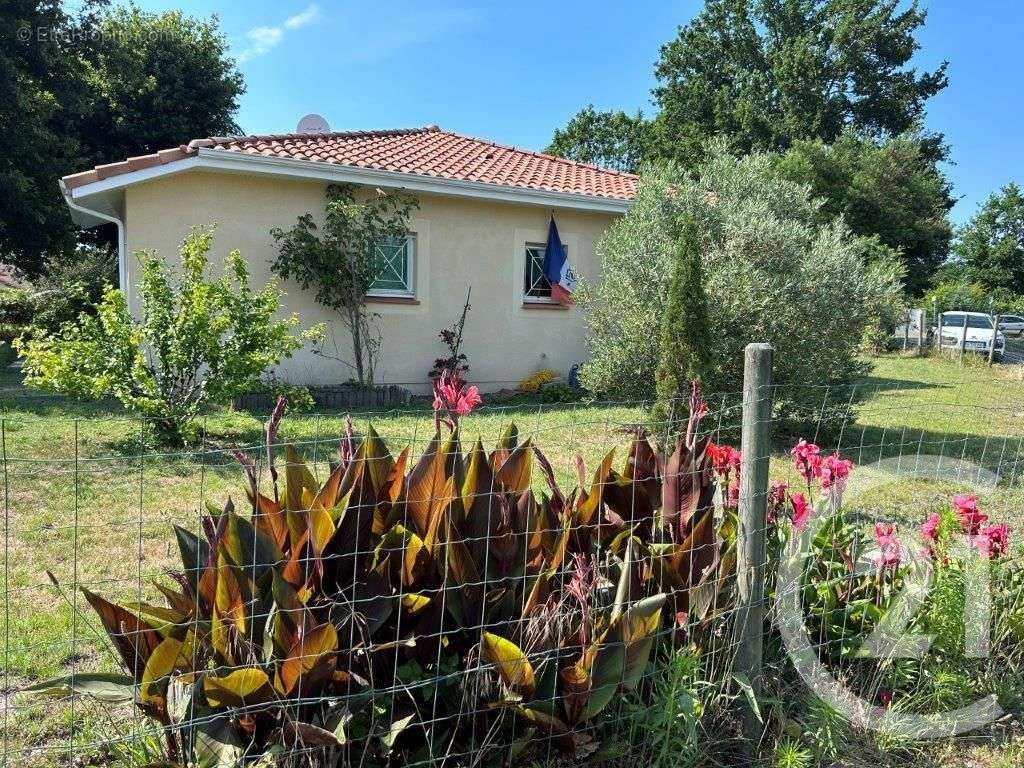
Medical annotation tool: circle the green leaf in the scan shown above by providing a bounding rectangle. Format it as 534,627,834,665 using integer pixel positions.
481,632,535,698
21,673,136,703
174,525,209,590
194,715,244,768
732,673,763,724
381,713,415,751
203,668,273,708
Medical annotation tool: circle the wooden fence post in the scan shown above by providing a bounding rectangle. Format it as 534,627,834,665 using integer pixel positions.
735,343,773,747
917,309,925,355
958,313,969,361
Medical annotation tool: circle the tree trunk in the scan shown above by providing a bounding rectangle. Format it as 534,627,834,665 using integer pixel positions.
349,305,365,385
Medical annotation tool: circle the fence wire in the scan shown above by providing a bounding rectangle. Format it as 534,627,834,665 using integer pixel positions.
1,379,1022,767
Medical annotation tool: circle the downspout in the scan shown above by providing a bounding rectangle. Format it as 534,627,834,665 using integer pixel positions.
59,180,127,293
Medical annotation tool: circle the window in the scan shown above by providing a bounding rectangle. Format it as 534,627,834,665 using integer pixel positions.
524,242,564,301
943,313,992,329
369,234,415,296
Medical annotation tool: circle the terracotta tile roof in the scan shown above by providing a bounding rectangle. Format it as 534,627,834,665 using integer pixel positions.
62,126,638,202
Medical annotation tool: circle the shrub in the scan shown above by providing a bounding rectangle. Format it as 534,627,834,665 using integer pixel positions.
28,245,118,336
15,227,317,444
577,143,902,418
26,390,739,765
0,287,32,342
924,279,1024,315
538,381,580,403
517,368,558,393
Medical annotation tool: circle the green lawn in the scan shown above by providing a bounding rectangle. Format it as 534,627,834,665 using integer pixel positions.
1,347,1022,766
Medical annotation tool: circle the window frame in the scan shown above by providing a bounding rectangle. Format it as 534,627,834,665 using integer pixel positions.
522,241,563,303
367,233,416,298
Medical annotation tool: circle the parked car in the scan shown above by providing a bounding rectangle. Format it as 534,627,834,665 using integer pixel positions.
933,311,1006,361
998,314,1024,336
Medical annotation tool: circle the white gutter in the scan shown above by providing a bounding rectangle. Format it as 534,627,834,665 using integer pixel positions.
66,151,633,215
60,180,127,292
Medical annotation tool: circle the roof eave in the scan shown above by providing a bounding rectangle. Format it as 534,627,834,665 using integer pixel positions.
64,149,633,217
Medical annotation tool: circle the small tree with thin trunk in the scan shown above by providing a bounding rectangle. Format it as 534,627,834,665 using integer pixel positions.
270,184,418,386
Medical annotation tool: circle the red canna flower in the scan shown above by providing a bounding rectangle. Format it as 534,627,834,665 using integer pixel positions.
974,524,1009,559
819,452,853,495
706,441,741,479
790,492,811,531
791,439,822,482
873,522,902,570
953,494,988,536
432,370,482,427
920,512,941,558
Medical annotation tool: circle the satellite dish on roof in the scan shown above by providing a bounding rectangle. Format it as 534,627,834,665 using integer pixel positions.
296,114,330,134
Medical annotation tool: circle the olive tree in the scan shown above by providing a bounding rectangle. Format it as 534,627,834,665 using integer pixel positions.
578,143,903,418
16,227,315,444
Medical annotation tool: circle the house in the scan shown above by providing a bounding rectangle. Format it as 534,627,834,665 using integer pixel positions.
60,125,637,391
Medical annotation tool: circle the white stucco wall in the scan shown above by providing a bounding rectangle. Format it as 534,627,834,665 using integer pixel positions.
123,169,619,392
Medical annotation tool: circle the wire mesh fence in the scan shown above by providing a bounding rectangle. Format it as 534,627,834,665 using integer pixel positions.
2,368,1022,767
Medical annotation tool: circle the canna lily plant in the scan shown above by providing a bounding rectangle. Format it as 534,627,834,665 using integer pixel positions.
25,382,738,766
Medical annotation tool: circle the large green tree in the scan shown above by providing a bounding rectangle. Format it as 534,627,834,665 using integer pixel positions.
1,1,244,276
551,1,947,171
652,0,947,165
774,130,953,295
546,106,653,173
1,1,86,275
71,6,244,171
953,183,1024,296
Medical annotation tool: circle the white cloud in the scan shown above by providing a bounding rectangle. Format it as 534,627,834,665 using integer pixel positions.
285,5,320,30
237,4,319,62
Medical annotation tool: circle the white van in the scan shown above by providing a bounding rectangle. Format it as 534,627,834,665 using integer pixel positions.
935,312,1006,360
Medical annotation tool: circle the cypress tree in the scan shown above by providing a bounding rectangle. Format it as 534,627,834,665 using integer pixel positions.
654,216,712,424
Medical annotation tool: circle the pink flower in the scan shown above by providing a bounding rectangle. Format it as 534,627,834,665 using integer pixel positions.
953,495,988,535
790,439,822,482
706,441,742,479
974,524,1009,559
873,522,902,570
879,689,893,708
819,452,853,494
790,493,810,531
920,513,941,558
432,371,482,421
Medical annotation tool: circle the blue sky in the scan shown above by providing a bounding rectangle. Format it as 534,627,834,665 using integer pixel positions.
117,0,1022,225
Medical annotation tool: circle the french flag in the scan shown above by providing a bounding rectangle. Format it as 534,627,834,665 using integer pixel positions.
543,216,576,305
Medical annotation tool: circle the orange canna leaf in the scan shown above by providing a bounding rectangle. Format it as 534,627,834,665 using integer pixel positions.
81,588,162,682
275,623,338,697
